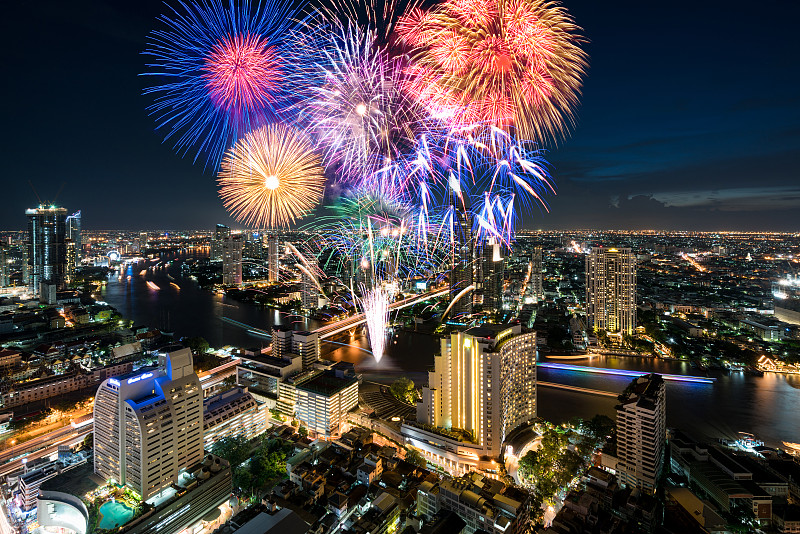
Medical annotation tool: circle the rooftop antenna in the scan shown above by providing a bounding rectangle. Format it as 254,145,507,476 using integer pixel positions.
28,181,42,205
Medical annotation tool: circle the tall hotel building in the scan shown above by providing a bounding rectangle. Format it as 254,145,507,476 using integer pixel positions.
93,347,204,500
221,234,243,287
585,247,636,335
26,205,68,294
410,324,536,469
267,234,279,282
616,374,666,495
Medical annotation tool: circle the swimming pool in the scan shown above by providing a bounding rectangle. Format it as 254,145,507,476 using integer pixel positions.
98,501,134,530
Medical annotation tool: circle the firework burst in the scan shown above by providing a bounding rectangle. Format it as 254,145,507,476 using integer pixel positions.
143,0,297,167
218,124,325,228
289,23,428,182
397,0,587,143
360,286,390,362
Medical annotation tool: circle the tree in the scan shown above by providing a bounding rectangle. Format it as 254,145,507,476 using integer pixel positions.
185,337,210,354
298,426,308,438
405,448,427,468
213,436,251,468
82,433,94,450
389,377,416,405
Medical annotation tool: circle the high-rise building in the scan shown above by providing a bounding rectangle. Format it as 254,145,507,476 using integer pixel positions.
267,234,279,282
221,234,243,286
211,224,231,261
417,324,536,457
295,370,358,438
773,275,800,326
65,210,82,260
531,246,544,302
0,244,9,287
449,208,473,318
616,374,666,495
271,325,294,359
301,270,319,310
292,330,320,370
26,205,68,295
93,347,204,500
65,239,76,285
138,231,148,254
585,247,636,336
482,239,504,313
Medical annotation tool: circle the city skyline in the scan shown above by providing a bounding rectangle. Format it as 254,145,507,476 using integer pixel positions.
3,0,799,231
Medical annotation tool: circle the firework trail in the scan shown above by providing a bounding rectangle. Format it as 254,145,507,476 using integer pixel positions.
396,0,587,143
142,0,298,167
359,286,390,361
217,124,325,228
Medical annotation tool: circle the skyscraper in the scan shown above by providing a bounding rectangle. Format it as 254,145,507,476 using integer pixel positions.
65,239,76,285
292,330,320,370
211,224,231,261
93,347,204,499
615,374,666,495
0,244,8,287
417,324,536,457
138,231,148,254
26,205,68,295
531,246,544,302
65,210,82,260
449,208,473,318
585,247,636,336
267,234,279,282
481,238,504,313
221,234,243,286
301,270,319,310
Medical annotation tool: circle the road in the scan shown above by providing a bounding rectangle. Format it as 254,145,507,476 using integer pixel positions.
0,425,91,478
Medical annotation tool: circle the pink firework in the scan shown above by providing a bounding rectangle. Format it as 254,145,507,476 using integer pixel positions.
396,0,587,143
203,33,282,114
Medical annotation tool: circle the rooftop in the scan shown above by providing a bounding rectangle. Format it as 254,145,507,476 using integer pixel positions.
296,371,357,397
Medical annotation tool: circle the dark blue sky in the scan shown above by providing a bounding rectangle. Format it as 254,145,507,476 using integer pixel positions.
3,0,799,231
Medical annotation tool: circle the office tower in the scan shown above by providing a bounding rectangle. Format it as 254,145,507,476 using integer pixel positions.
616,374,665,495
267,234,279,282
0,244,8,287
93,347,203,500
295,370,358,438
449,208,473,317
417,324,536,457
773,275,800,326
271,325,294,359
301,270,319,310
202,387,268,450
26,205,68,295
482,238,504,313
138,231,148,254
531,246,543,302
65,240,76,285
210,224,231,261
292,330,320,370
221,234,243,286
65,210,82,260
585,247,636,336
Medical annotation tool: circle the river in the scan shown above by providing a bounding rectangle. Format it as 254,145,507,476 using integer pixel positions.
100,253,800,449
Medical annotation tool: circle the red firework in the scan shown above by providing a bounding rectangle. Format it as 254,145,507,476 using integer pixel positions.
203,34,282,114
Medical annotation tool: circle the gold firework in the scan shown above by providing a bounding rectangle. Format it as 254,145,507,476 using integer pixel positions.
218,125,325,228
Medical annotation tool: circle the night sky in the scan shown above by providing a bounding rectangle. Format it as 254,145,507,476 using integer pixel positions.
3,0,799,231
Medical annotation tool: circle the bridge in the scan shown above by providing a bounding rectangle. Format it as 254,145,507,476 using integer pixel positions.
222,288,450,342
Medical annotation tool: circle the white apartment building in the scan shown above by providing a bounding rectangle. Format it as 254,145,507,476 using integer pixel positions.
616,374,666,495
414,324,536,460
93,347,204,500
295,370,358,438
585,247,636,335
203,387,268,449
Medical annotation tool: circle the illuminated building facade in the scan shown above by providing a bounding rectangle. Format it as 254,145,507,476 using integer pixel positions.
202,387,268,449
295,370,358,438
301,270,319,310
93,347,204,499
65,210,82,260
221,234,243,286
586,247,636,335
415,324,536,459
531,246,544,302
449,208,473,318
773,275,800,326
210,223,230,261
481,238,504,313
267,234,279,282
616,374,666,495
26,205,68,294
